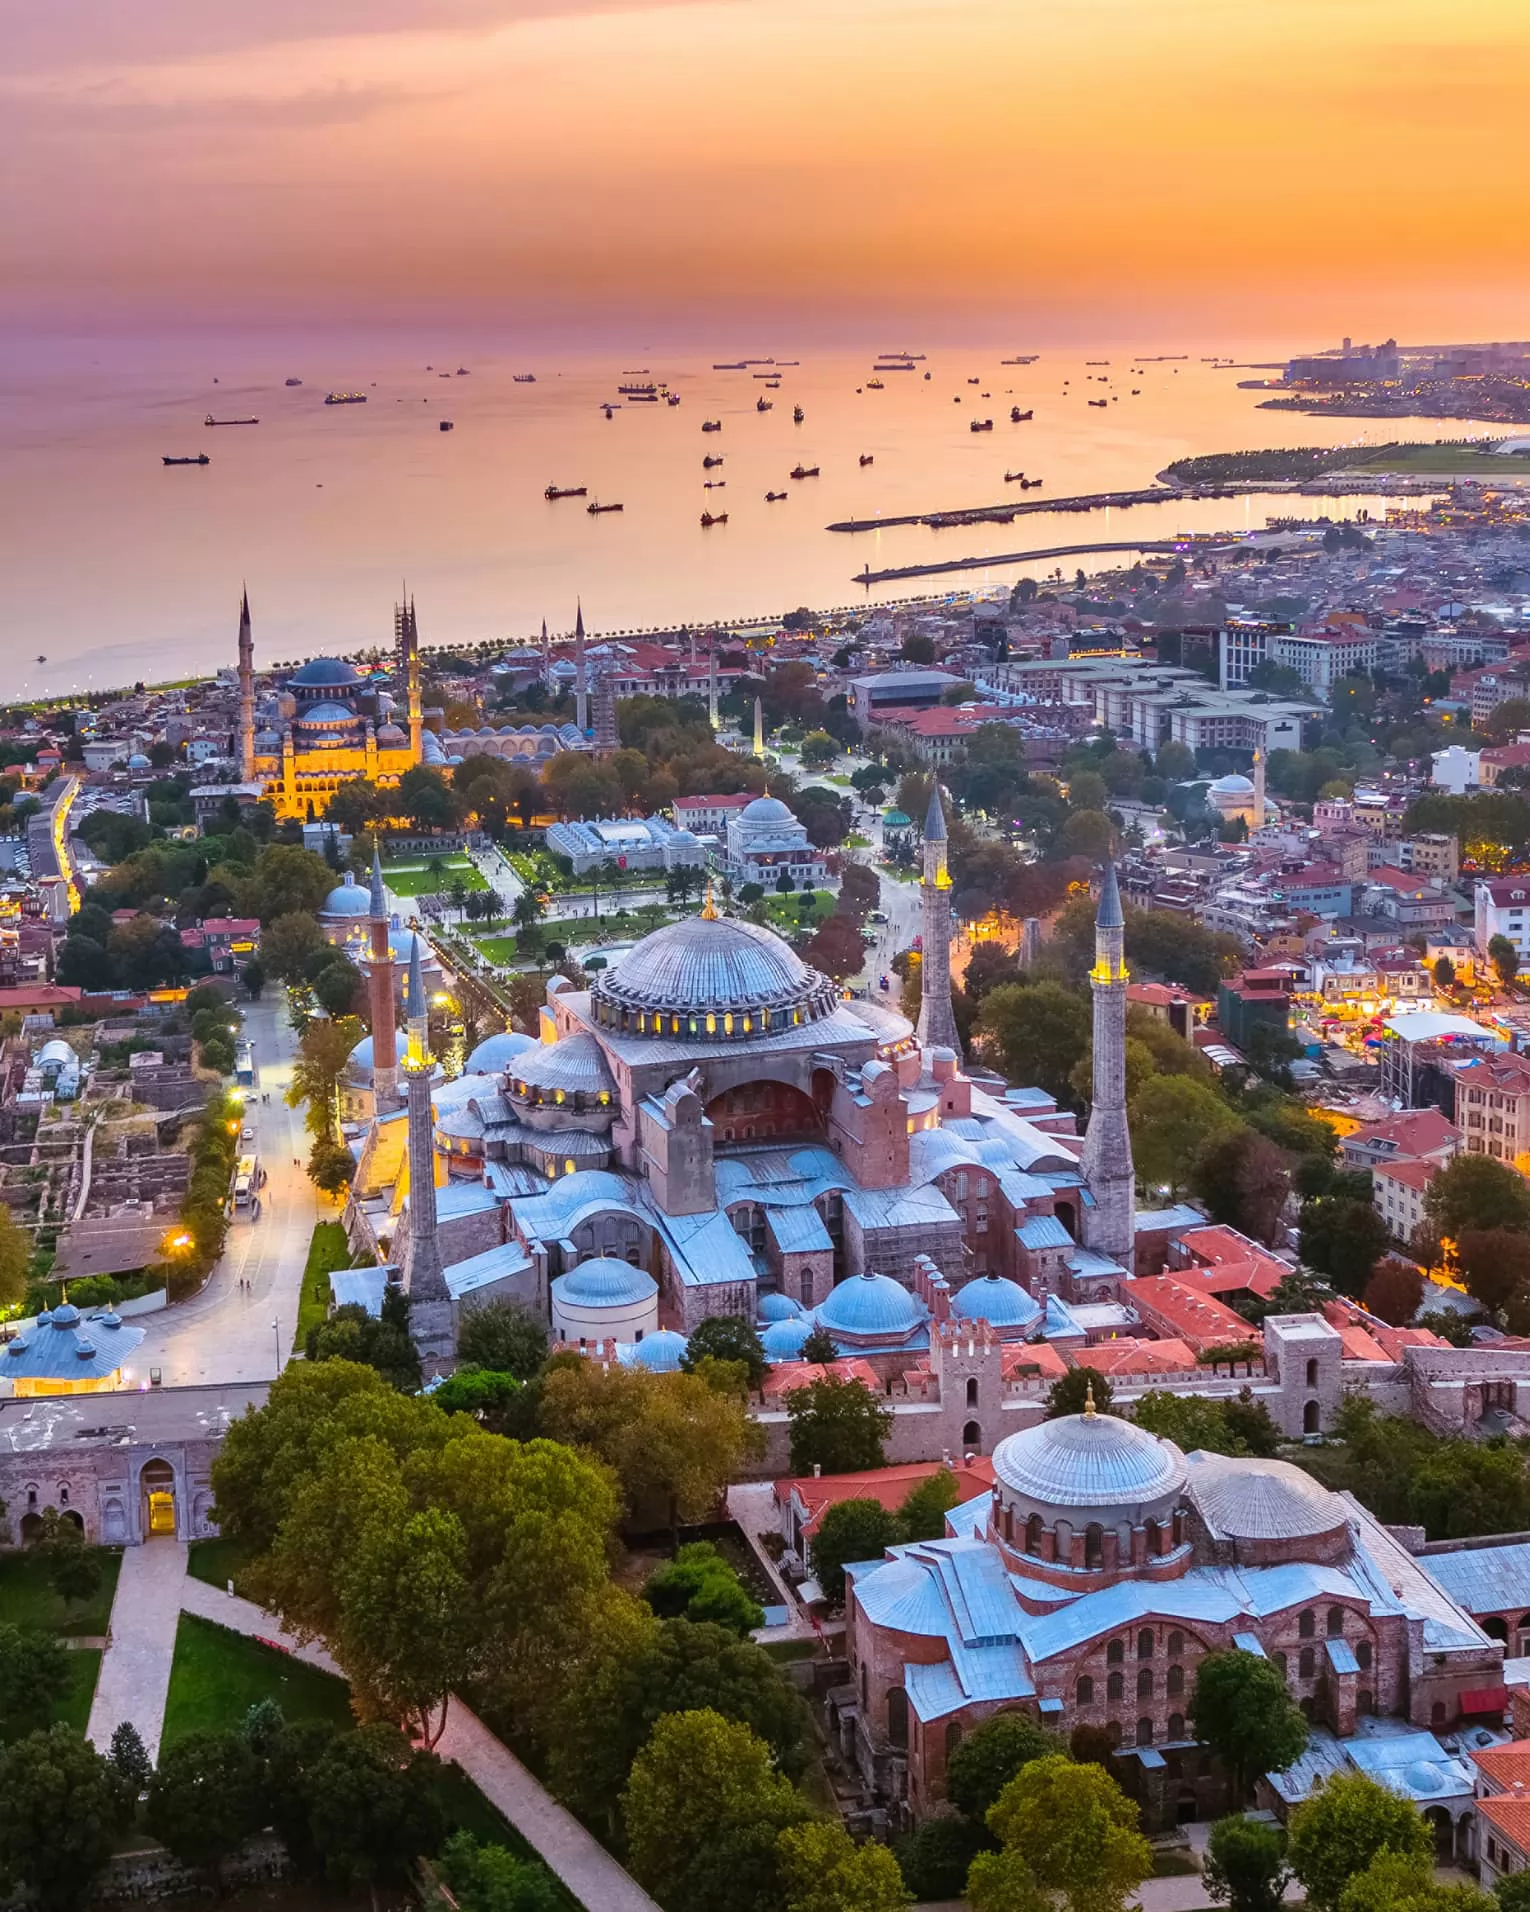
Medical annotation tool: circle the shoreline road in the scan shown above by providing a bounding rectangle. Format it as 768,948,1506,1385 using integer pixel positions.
122,991,321,1389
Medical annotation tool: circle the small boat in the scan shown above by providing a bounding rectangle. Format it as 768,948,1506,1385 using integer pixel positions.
1088,398,1108,408
966,377,979,385
627,391,659,402
713,361,747,370
36,655,45,664
704,480,726,489
1004,470,1025,483
163,454,210,466
604,405,615,418
545,485,587,500
587,500,623,514
702,419,722,433
1000,355,1039,365
923,371,931,380
970,418,994,432
757,397,773,412
285,378,303,387
439,372,451,379
513,373,537,383
456,367,470,376
766,379,781,389
765,491,787,501
667,393,681,406
792,405,804,423
866,379,885,390
859,454,874,466
205,413,258,426
700,511,728,526
439,419,455,431
1086,359,1109,366
1011,407,1033,421
1131,388,1141,395
703,457,724,471
324,392,367,406
789,464,819,479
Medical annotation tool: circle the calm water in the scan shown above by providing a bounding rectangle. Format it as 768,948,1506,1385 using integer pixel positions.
0,338,1468,694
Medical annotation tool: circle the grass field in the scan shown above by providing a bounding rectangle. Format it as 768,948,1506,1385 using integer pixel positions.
384,861,488,898
764,889,835,930
294,1220,353,1351
0,1545,121,1636
473,935,520,965
1346,444,1529,474
187,1535,258,1593
161,1615,354,1748
57,1648,102,1733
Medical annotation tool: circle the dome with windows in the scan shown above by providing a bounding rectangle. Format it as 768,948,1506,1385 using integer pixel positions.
509,1034,615,1102
589,913,839,1037
290,657,363,690
993,1409,1186,1514
739,795,795,825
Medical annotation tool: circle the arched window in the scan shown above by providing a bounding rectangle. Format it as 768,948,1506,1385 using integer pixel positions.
1167,1665,1184,1699
1299,1647,1315,1680
1026,1513,1044,1556
1167,1712,1185,1742
1107,1640,1125,1666
887,1688,909,1749
1327,1606,1345,1637
962,1420,981,1450
1085,1524,1104,1570
1107,1671,1124,1703
1303,1399,1321,1435
1138,1628,1155,1660
966,1377,979,1409
1136,1717,1154,1747
860,1664,868,1705
1298,1610,1315,1640
945,1720,963,1762
1167,1630,1184,1656
1273,1652,1288,1679
1356,1642,1372,1672
1306,1358,1318,1388
1137,1668,1153,1700
1077,1676,1094,1706
1431,1700,1447,1729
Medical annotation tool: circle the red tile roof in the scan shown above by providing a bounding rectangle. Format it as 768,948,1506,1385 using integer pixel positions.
1373,1158,1439,1194
1474,1741,1530,1793
1085,1338,1199,1377
758,1358,881,1401
773,1457,995,1538
1127,1276,1254,1352
1476,1793,1530,1856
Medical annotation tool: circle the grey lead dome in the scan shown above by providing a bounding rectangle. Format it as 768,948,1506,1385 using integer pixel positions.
991,1411,1186,1510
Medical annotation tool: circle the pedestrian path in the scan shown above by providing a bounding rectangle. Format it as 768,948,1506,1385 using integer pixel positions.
179,1575,341,1675
87,1537,187,1763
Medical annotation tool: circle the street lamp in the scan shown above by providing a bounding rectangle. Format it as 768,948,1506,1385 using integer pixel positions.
272,1317,281,1372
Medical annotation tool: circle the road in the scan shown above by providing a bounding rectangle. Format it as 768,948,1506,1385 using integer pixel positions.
120,991,320,1388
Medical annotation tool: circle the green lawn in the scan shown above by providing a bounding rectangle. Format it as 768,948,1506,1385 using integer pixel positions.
187,1535,259,1593
1346,443,1526,474
764,889,835,930
56,1648,102,1734
384,862,488,898
845,833,872,849
0,1545,121,1636
473,935,520,965
294,1220,354,1351
161,1615,354,1748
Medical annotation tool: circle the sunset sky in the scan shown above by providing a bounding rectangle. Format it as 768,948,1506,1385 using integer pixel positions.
6,0,1530,347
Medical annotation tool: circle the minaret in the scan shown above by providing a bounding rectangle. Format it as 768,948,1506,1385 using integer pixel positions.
574,603,589,735
707,647,720,730
540,617,550,678
404,933,429,1057
400,999,453,1371
753,696,765,759
237,589,256,782
916,785,962,1056
367,843,398,1106
400,596,424,764
1079,863,1135,1265
592,665,618,756
1251,748,1266,830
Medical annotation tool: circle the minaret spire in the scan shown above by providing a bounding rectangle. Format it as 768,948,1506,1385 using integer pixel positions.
1252,747,1266,831
592,662,618,756
400,995,453,1372
1078,863,1135,1265
405,932,429,1061
707,644,719,730
915,784,962,1056
753,696,765,759
574,603,589,735
367,843,398,1105
397,593,424,764
237,588,256,783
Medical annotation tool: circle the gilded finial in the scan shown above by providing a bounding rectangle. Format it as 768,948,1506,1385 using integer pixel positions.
700,879,718,921
1084,1379,1097,1419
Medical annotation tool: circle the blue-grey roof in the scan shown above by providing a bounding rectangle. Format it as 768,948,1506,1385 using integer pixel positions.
330,1268,386,1317
592,914,821,1014
767,1205,833,1255
924,785,947,842
1326,1637,1360,1676
511,1033,615,1098
1136,1204,1205,1235
842,1182,961,1233
552,1257,658,1307
466,1029,537,1075
291,656,362,688
1417,1541,1530,1619
952,1274,1041,1330
3,1305,145,1381
761,1315,815,1360
1096,861,1124,930
324,875,372,916
816,1271,927,1339
1018,1215,1073,1251
445,1243,534,1300
624,1329,689,1372
758,1292,805,1323
993,1413,1185,1513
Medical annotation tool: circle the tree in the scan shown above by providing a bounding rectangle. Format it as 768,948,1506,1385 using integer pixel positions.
1426,1154,1530,1241
1458,1227,1530,1313
976,982,1090,1104
1336,1849,1496,1912
0,1206,27,1311
1046,1367,1112,1420
287,1013,364,1144
1433,955,1456,990
897,1466,962,1541
305,1723,445,1886
1203,1815,1289,1912
776,1820,910,1912
1495,1874,1530,1912
1362,1257,1424,1325
895,1820,992,1902
397,765,466,833
262,911,328,985
1132,1390,1277,1458
457,1300,549,1381
247,844,336,922
901,633,936,664
310,954,363,1019
108,1721,153,1803
0,1623,70,1742
1490,933,1520,984
645,1542,763,1637
967,1753,1153,1912
1189,1651,1308,1802
623,1710,808,1912
547,1613,811,1828
787,1376,891,1475
1299,1197,1389,1297
800,730,839,770
1130,1077,1241,1195
1192,1130,1292,1245
307,1136,357,1197
811,1500,899,1607
1286,1770,1433,1912
241,958,266,999
0,1726,124,1910
147,1729,264,1887
306,1299,422,1392
34,1506,102,1609
800,1325,839,1366
682,1315,767,1390
946,1713,1058,1821
437,1830,563,1912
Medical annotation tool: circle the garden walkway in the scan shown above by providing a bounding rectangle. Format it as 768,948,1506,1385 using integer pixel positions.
87,1537,187,1763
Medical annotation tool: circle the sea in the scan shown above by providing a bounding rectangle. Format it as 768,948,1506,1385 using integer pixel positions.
0,337,1480,696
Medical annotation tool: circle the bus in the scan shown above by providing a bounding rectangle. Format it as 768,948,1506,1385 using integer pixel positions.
234,1040,255,1087
232,1153,261,1216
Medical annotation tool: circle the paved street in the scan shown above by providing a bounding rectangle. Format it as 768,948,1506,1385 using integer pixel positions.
122,991,320,1388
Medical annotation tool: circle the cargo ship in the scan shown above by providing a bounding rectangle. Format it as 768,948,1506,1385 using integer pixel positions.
324,392,367,406
439,420,454,431
587,500,623,514
285,378,303,387
703,455,724,468
163,454,210,466
713,362,748,370
859,454,874,467
1011,407,1033,421
545,485,588,500
1088,398,1108,408
1000,355,1039,365
700,511,728,526
757,397,773,411
969,418,994,432
789,464,819,479
513,373,536,383
765,491,787,501
619,383,658,398
702,420,722,433
205,413,258,425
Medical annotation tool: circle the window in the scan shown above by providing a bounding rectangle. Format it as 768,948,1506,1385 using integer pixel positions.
1168,1712,1185,1742
1354,1641,1372,1672
1298,1610,1315,1640
1026,1514,1044,1556
1299,1648,1315,1680
1273,1652,1288,1679
1107,1672,1124,1703
945,1720,963,1763
1167,1665,1184,1699
1136,1717,1154,1748
1107,1639,1124,1666
1306,1358,1319,1388
1086,1525,1104,1570
1077,1677,1094,1706
1138,1668,1153,1701
1138,1629,1155,1660
1167,1630,1184,1656
1327,1606,1345,1637
887,1688,909,1749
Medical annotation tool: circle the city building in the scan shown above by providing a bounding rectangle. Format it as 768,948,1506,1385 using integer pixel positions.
724,797,828,890
1448,1051,1530,1166
1476,879,1530,967
544,816,707,878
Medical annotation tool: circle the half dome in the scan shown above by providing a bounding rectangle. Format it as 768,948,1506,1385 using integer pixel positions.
1185,1454,1347,1543
466,1030,537,1076
510,1034,615,1099
993,1411,1185,1511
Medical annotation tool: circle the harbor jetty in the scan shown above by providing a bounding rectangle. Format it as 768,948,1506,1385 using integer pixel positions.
853,536,1241,586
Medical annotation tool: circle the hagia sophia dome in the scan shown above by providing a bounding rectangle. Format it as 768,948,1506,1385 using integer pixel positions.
589,914,840,1035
